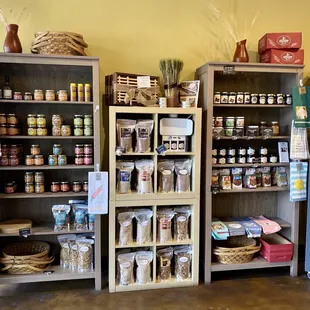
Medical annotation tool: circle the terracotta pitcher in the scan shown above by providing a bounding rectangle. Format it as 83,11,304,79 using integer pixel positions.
233,39,249,63
4,24,22,53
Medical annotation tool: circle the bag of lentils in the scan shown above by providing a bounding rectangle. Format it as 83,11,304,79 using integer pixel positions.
174,246,192,281
158,160,175,193
76,238,94,272
135,209,153,244
58,234,76,268
174,207,191,241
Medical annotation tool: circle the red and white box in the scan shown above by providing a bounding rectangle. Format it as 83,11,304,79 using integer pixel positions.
258,32,302,54
260,49,304,64
259,234,293,263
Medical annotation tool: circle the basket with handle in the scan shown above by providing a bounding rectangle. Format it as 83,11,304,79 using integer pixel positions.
31,31,88,56
213,236,261,264
0,241,54,274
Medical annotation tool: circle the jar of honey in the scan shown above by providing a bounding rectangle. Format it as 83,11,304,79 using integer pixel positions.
34,155,44,166
58,90,68,101
25,183,35,194
84,115,93,126
51,182,60,193
35,172,44,183
74,115,84,126
0,113,6,124
25,155,34,166
7,125,19,136
37,127,48,136
24,172,34,183
61,181,70,192
28,126,37,136
31,145,40,155
0,124,7,135
74,126,83,136
34,90,44,101
84,126,93,136
37,114,46,127
52,126,61,136
7,114,18,125
35,183,45,193
45,90,55,101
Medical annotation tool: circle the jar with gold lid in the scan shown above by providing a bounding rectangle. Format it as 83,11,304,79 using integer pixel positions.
58,154,67,166
271,121,279,136
34,154,44,166
0,124,7,135
61,125,71,136
74,115,83,126
0,113,6,124
25,183,35,194
52,115,63,127
61,181,70,192
35,172,44,183
7,125,19,136
9,145,20,156
58,90,68,101
84,144,93,155
7,114,18,125
52,126,61,136
72,181,82,193
4,182,15,194
84,155,93,165
31,145,40,155
24,92,33,100
35,183,45,193
48,155,58,166
37,127,48,136
37,114,46,127
27,114,37,126
25,155,34,166
24,172,34,183
34,90,44,101
28,126,37,136
45,90,55,101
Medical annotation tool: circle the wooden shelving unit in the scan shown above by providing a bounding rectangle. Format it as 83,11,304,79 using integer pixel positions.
0,53,101,290
109,106,201,292
196,62,303,283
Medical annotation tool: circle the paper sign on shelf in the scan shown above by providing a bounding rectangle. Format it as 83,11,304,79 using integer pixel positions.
137,76,151,89
88,171,108,214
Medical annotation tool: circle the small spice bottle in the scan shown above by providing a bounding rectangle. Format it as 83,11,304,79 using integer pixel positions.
52,115,63,126
84,115,93,126
74,115,84,126
13,92,22,100
9,155,19,166
84,155,93,165
0,155,9,166
48,155,58,166
34,154,44,166
35,183,45,193
83,181,88,192
34,90,44,101
75,155,84,165
31,145,40,155
58,154,67,166
85,84,92,102
51,182,60,193
244,92,250,104
45,90,55,101
37,126,48,136
72,181,82,193
228,92,236,104
236,92,244,104
27,114,37,126
25,155,34,166
58,90,68,101
28,126,37,136
75,144,84,155
84,144,93,155
0,113,6,124
7,114,18,125
74,126,84,136
52,126,61,136
285,94,292,105
276,94,284,104
61,125,71,136
24,172,34,183
220,92,228,104
35,172,44,183
25,183,35,194
61,181,70,192
37,114,46,127
271,121,279,136
24,92,33,100
267,94,275,104
84,126,93,136
53,144,62,155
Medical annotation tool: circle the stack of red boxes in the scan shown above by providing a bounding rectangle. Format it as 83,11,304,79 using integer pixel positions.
258,32,304,64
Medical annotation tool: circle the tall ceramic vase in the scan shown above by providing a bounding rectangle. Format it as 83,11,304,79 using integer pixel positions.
4,24,22,53
233,39,249,63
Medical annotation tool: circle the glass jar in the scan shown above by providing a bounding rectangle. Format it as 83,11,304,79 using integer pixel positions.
52,115,63,127
224,117,235,127
7,125,19,136
27,114,37,126
7,114,18,125
0,124,7,135
227,156,236,164
1,145,9,155
270,155,277,163
84,155,93,165
34,154,44,166
25,155,34,166
34,89,44,101
237,156,246,164
74,115,84,126
259,94,266,104
276,94,284,104
37,127,48,136
260,121,267,136
218,157,226,164
35,183,45,193
75,155,84,165
58,155,67,166
260,146,268,156
48,155,58,166
219,148,226,157
75,144,84,155
4,182,15,194
9,145,20,156
13,92,22,100
213,92,221,104
244,92,250,104
61,181,70,192
24,92,33,100
35,172,44,183
24,172,34,183
228,92,236,104
235,117,244,127
220,92,228,104
9,155,19,166
250,94,258,104
215,117,223,127
28,126,37,136
45,90,55,101
72,181,82,193
53,144,62,155
247,147,255,156
85,84,91,102
0,155,9,166
78,84,84,102
31,145,40,155
0,113,6,124
236,92,244,104
70,83,77,101
84,115,93,126
212,157,217,165
267,94,275,104
271,121,279,136
83,181,88,192
84,126,93,136
51,182,60,193
25,183,35,194
285,94,292,105
58,90,68,101
52,126,61,136
74,126,84,136
212,149,217,156
37,114,46,127
260,155,268,164
61,125,71,136
227,148,236,156
247,155,255,163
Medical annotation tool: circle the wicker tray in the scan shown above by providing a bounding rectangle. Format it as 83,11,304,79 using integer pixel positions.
0,219,32,234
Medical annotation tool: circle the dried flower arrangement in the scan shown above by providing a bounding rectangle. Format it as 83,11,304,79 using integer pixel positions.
0,7,27,27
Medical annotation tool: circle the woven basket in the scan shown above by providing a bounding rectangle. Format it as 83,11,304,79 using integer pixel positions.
213,236,261,265
31,31,88,56
0,241,54,274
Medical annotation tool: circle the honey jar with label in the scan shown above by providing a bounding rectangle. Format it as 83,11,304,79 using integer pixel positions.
7,114,18,125
35,172,44,183
0,113,6,124
61,125,71,136
25,155,34,166
0,124,6,135
24,172,34,183
37,127,48,136
27,114,37,126
28,126,37,136
37,114,46,127
52,115,63,126
45,90,55,101
35,183,45,193
34,155,44,166
34,90,44,101
25,183,35,194
31,145,40,155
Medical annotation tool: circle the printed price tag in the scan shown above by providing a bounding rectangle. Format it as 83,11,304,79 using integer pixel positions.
137,76,151,89
19,227,31,238
223,66,235,75
156,144,167,154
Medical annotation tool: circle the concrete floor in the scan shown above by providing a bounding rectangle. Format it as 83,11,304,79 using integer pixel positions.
1,272,310,310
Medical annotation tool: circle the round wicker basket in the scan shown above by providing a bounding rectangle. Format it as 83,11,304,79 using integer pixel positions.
0,241,54,274
213,236,261,265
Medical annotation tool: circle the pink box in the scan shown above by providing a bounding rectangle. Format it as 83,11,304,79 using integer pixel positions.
260,49,304,64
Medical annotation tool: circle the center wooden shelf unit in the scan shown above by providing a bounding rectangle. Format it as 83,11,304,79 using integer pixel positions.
109,106,201,292
196,62,303,283
0,53,102,290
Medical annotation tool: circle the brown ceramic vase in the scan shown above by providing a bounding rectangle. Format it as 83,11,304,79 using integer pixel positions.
4,24,22,53
233,39,249,63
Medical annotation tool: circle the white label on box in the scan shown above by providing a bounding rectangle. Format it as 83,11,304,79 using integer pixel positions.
137,76,151,89
88,172,108,214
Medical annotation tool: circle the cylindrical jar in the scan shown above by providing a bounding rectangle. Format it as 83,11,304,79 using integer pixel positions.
58,155,67,166
1,145,9,156
34,155,44,166
31,145,40,155
220,92,228,104
72,181,82,193
78,84,84,102
250,94,258,104
84,155,93,165
52,115,63,127
236,92,244,104
215,117,223,127
58,90,68,101
35,183,45,193
9,155,19,166
84,126,93,136
61,181,70,192
285,94,292,105
7,114,18,125
70,83,77,101
37,114,46,127
34,90,44,101
85,84,91,102
75,155,84,165
9,145,20,156
214,92,221,104
37,126,48,136
48,155,58,166
270,155,277,163
259,94,266,104
61,125,71,136
7,125,19,136
83,181,88,192
35,172,44,183
28,126,37,136
260,121,267,136
0,155,9,166
84,115,93,126
224,117,234,128
24,92,33,100
45,90,55,101
0,124,6,135
267,94,275,104
276,94,284,104
271,121,279,136
237,155,246,164
235,117,244,127
27,114,37,126
0,113,6,124
4,182,15,194
25,155,34,166
52,126,61,136
84,144,93,155
53,144,62,155
24,172,34,183
51,182,60,193
25,183,35,194
228,92,236,104
74,126,84,136
244,92,250,104
13,92,22,100
74,115,83,126
75,144,84,155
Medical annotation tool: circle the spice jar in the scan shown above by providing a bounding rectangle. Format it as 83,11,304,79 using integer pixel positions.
24,92,33,100
14,92,22,100
35,183,45,193
78,84,84,102
61,125,71,136
84,155,93,165
9,155,19,166
34,90,44,101
48,155,58,166
25,183,35,194
276,94,284,104
25,155,34,166
84,126,93,136
0,155,9,166
24,172,34,183
83,181,88,192
250,94,258,104
219,148,226,157
236,92,244,104
51,182,60,193
34,155,44,166
52,126,61,136
52,115,63,126
28,126,37,136
0,113,6,124
72,181,82,193
7,125,19,136
53,144,62,155
31,145,40,155
285,94,292,105
84,115,93,126
259,94,266,104
75,144,84,155
0,124,7,135
74,115,84,126
271,121,279,136
74,126,83,136
35,172,44,183
7,114,18,125
45,90,55,101
267,94,275,104
75,155,84,165
4,182,15,194
58,90,68,101
214,92,221,104
85,84,91,102
27,114,37,126
220,92,228,104
61,181,70,192
58,155,67,166
228,92,236,104
244,92,250,104
37,114,46,127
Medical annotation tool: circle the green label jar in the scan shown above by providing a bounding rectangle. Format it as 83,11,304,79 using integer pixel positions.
84,126,93,136
74,126,84,136
74,115,84,126
84,115,93,126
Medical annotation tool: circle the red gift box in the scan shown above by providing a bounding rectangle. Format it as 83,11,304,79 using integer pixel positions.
260,49,304,64
258,32,302,54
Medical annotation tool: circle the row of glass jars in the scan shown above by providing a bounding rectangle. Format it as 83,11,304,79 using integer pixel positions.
51,181,88,193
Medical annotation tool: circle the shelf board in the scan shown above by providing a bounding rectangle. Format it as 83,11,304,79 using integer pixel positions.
0,164,94,171
0,136,94,140
158,152,195,156
214,104,291,108
0,265,95,284
115,242,154,249
156,239,193,247
0,99,93,105
212,163,290,168
213,136,289,140
271,217,291,228
214,186,289,194
116,152,155,156
211,257,292,272
115,192,197,201
0,191,88,199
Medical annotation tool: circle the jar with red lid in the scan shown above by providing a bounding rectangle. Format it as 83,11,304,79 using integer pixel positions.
84,155,93,165
72,181,82,193
83,181,88,192
75,155,84,165
4,182,15,194
9,155,19,166
51,182,60,193
0,155,9,166
84,144,93,155
0,124,7,135
75,144,84,155
61,181,70,192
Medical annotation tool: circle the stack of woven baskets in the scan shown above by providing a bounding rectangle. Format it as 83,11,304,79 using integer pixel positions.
0,241,54,274
213,236,261,264
31,31,88,56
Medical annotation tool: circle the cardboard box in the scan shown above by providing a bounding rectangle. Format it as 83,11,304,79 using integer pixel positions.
260,49,304,64
258,32,302,54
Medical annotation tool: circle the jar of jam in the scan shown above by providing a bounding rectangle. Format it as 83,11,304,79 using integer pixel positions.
74,126,83,136
35,183,45,193
9,155,19,166
34,90,44,101
58,90,68,101
25,183,35,194
0,124,7,135
244,92,250,104
14,92,22,100
45,90,55,101
220,92,228,104
250,94,258,104
48,155,58,166
285,94,292,105
75,155,84,165
74,115,84,126
276,94,284,104
0,155,9,166
61,125,71,136
35,172,44,183
1,145,9,155
237,156,246,164
267,94,275,104
61,181,70,192
25,155,34,166
9,145,20,156
0,113,6,124
52,115,63,126
53,144,62,155
227,156,236,164
52,126,61,136
24,172,34,183
7,114,18,125
236,92,244,104
214,92,221,104
28,126,37,136
75,144,84,155
31,145,40,155
72,181,82,193
37,114,46,127
37,127,48,136
24,92,33,100
58,155,67,166
271,121,279,136
84,126,93,136
84,115,93,126
27,114,36,125
7,125,19,136
259,94,266,104
4,182,15,194
51,182,60,193
83,181,88,192
34,155,44,166
84,155,93,165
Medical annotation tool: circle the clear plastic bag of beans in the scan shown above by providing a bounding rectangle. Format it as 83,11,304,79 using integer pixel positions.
76,238,94,272
175,159,192,193
174,207,191,241
118,211,135,245
158,160,175,193
157,247,173,281
57,234,76,268
174,246,192,281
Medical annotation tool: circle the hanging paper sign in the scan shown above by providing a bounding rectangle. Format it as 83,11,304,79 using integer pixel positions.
88,172,108,214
